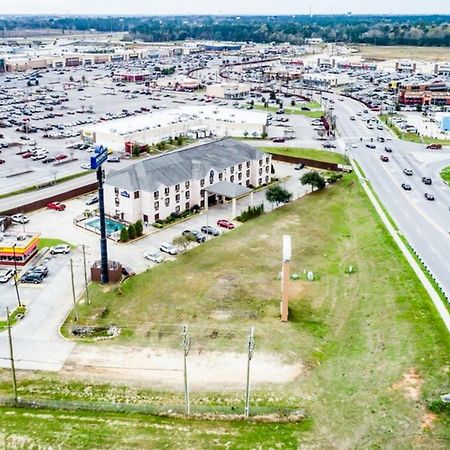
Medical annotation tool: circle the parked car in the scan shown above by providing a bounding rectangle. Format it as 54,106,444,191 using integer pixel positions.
144,251,164,263
217,219,235,230
384,146,393,152
403,169,413,176
323,141,336,149
121,265,136,277
201,225,220,236
0,159,5,164
107,156,121,163
50,244,71,254
85,195,99,205
380,155,389,162
272,137,285,143
20,271,45,284
160,243,178,255
422,177,432,185
424,193,435,201
28,265,49,277
401,183,412,191
182,229,206,243
47,202,66,211
0,269,14,283
54,153,68,161
366,143,376,149
11,213,29,224
294,163,305,170
426,143,442,150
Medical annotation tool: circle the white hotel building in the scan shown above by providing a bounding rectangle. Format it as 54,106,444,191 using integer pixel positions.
104,139,272,224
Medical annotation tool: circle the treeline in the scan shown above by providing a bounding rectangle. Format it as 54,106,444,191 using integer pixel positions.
0,15,449,47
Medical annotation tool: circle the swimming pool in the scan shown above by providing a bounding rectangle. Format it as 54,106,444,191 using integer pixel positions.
85,217,125,236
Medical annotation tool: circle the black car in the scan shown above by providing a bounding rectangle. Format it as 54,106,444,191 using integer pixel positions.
384,146,393,152
42,157,56,164
28,265,49,277
422,177,432,185
201,225,219,236
366,143,376,149
401,183,412,191
182,229,206,243
294,163,305,170
424,193,435,201
21,271,45,284
121,265,136,278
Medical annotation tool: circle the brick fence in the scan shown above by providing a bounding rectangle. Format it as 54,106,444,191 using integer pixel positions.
269,153,343,171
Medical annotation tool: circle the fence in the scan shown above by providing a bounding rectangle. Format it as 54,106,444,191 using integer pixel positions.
269,153,342,171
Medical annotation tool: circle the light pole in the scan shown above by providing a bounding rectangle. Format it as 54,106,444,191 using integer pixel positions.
12,244,22,308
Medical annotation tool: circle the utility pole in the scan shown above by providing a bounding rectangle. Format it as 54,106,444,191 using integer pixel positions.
181,324,191,416
82,245,90,305
6,307,18,404
70,258,78,322
244,326,255,419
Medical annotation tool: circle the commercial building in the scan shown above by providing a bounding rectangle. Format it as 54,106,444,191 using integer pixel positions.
302,72,350,88
82,106,267,151
104,139,271,224
398,81,450,107
206,83,251,99
0,232,40,267
395,61,417,73
441,116,450,131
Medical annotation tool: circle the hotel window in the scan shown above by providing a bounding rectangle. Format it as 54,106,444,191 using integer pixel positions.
246,161,250,168
185,181,190,189
154,201,159,210
246,169,250,177
200,189,205,198
219,173,223,181
209,170,214,184
258,178,262,185
200,178,205,187
175,184,180,192
230,166,234,174
164,187,170,195
266,166,269,173
265,175,269,183
238,173,242,180
185,191,190,199
238,163,242,170
165,198,170,207
259,159,263,166
134,191,139,199
230,175,235,183
185,202,190,210
259,168,263,176
114,187,119,195
154,190,159,199
115,198,119,206
154,213,160,221
175,194,180,203
175,206,180,213
266,157,270,164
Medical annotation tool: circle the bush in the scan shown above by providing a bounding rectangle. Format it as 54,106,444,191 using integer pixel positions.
237,204,265,222
135,220,143,236
327,173,343,184
190,204,200,214
128,224,136,240
152,222,164,229
120,227,129,242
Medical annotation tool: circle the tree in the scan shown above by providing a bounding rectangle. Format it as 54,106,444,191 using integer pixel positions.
243,131,249,138
300,171,326,192
261,130,268,139
128,224,136,240
132,143,141,157
120,227,129,242
176,135,184,146
265,185,292,207
135,220,143,237
172,234,195,252
291,99,296,107
69,75,74,82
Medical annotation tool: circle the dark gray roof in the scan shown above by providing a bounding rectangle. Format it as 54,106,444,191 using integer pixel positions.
106,139,267,192
205,181,252,198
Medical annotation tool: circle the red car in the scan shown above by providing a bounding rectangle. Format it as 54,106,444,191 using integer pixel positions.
0,159,5,164
380,155,389,162
55,154,68,161
426,143,442,150
47,202,66,211
217,219,235,230
22,152,33,159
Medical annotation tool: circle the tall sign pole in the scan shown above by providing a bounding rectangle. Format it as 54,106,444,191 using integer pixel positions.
244,326,255,418
181,324,191,416
281,235,291,322
90,145,109,284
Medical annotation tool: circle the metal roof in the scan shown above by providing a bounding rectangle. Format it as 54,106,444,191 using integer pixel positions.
205,181,252,198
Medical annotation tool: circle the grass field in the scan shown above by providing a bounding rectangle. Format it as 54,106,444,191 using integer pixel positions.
440,166,450,184
53,173,450,447
379,115,450,146
253,103,324,118
259,146,347,165
38,237,74,251
354,44,450,62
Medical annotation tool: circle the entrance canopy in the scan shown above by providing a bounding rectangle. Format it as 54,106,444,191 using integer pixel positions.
205,181,252,199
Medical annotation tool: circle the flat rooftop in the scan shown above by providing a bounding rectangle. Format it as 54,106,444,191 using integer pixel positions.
84,106,268,137
0,232,39,249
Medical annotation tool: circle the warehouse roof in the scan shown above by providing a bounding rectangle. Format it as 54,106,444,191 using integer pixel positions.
106,139,267,192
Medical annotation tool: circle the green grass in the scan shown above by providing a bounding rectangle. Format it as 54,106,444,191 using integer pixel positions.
38,238,74,251
54,173,450,447
0,306,26,332
379,114,450,146
0,171,93,201
440,166,450,184
253,103,324,118
259,146,347,165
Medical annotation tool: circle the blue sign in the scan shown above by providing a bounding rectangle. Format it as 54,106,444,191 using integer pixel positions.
90,145,108,169
121,191,130,198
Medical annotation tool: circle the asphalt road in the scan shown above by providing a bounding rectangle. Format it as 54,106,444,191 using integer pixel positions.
327,93,450,302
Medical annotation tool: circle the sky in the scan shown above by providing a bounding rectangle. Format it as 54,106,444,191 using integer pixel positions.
0,0,449,16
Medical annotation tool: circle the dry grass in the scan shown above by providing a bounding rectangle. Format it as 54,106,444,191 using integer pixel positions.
354,44,450,62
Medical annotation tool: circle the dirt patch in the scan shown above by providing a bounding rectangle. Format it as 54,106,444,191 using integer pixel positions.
392,368,423,401
63,345,302,390
210,310,232,321
421,411,438,430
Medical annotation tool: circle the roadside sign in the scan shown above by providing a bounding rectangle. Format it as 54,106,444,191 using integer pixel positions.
90,145,108,169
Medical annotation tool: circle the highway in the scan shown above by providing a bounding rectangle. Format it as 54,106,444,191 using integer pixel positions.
328,94,450,302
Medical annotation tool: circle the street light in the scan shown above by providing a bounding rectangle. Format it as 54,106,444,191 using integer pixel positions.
12,244,22,308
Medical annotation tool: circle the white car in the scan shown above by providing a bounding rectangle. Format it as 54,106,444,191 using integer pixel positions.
11,213,29,224
144,251,164,263
50,244,71,255
159,243,178,255
0,269,14,283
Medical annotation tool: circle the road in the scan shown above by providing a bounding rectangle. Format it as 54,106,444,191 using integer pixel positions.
327,93,450,303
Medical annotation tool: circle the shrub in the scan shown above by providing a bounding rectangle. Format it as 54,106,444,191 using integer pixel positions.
135,220,143,237
120,227,129,242
237,204,265,222
128,224,136,240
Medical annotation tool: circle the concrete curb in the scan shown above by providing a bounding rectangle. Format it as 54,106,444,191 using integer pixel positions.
350,157,450,333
